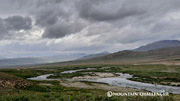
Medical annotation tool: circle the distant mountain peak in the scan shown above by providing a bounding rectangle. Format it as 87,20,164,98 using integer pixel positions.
151,40,180,44
134,40,180,51
77,51,110,60
101,51,110,54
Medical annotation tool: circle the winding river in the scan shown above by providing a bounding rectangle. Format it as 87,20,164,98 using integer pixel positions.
27,68,180,94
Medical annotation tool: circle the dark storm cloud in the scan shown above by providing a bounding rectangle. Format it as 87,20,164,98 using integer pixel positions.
1,0,180,43
34,0,67,27
38,0,180,41
0,18,8,34
77,0,145,21
0,15,32,39
35,8,59,27
42,20,85,38
1,0,180,58
42,22,71,38
31,0,86,39
5,16,32,30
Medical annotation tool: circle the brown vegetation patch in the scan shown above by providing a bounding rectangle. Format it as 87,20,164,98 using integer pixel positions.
0,72,32,89
39,83,54,86
72,72,115,79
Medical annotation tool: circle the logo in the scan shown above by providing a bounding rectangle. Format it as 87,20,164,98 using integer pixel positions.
107,91,113,97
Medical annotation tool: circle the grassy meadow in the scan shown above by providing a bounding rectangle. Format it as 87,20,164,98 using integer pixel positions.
0,64,180,101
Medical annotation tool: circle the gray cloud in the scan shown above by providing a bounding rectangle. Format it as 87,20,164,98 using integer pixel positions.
34,1,67,27
42,22,71,38
0,18,8,35
31,0,86,39
77,0,145,21
0,15,32,39
5,16,32,30
1,0,180,41
35,9,59,27
42,19,85,38
1,0,180,58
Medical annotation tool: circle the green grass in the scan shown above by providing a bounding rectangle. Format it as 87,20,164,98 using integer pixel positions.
1,64,179,86
73,64,180,86
0,69,53,79
0,64,180,100
174,59,180,61
0,87,177,101
118,65,180,86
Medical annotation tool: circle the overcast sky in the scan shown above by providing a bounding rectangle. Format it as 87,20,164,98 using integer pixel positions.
0,0,180,58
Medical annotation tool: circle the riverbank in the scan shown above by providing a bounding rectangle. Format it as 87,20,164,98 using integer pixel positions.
0,64,180,101
60,81,139,92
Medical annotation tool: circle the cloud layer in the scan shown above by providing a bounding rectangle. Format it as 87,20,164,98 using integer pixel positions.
0,0,180,57
0,16,32,39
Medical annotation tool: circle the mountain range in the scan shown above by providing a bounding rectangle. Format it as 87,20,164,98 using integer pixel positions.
134,40,180,51
0,54,85,68
77,51,110,60
53,40,180,65
1,40,180,68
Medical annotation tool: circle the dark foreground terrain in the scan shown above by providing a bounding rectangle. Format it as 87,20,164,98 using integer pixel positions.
0,64,180,101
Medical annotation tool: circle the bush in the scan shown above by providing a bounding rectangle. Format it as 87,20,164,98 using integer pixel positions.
12,95,29,101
